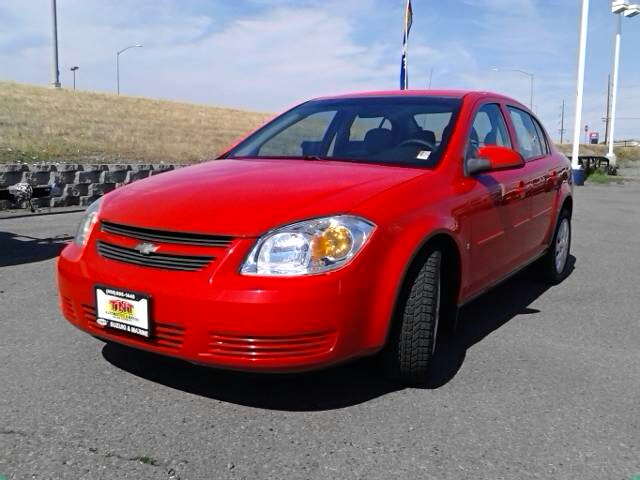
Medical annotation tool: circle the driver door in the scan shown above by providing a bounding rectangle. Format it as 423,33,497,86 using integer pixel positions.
466,103,531,291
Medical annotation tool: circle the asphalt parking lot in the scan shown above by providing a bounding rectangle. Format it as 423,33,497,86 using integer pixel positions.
1,183,639,480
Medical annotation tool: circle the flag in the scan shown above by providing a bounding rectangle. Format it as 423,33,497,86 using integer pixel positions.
400,0,413,90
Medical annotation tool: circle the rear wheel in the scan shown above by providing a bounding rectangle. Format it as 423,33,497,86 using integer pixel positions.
538,209,572,284
383,249,443,386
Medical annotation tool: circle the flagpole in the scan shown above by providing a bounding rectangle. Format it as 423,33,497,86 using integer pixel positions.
404,0,409,89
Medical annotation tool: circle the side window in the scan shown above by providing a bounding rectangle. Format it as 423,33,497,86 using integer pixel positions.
467,103,511,158
508,107,544,160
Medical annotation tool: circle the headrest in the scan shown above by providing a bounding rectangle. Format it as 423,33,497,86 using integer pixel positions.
414,129,436,145
363,128,394,154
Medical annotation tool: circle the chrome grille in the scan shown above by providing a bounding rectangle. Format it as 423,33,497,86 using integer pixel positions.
101,221,233,247
97,240,214,271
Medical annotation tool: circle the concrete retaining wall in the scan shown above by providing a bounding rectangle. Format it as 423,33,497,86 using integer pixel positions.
0,163,178,211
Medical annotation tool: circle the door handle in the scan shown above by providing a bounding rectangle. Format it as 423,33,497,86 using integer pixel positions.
501,181,527,203
515,180,527,199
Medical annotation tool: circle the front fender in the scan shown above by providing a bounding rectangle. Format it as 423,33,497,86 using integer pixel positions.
361,213,464,350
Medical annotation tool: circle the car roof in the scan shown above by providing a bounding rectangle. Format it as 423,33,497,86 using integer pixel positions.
314,89,523,106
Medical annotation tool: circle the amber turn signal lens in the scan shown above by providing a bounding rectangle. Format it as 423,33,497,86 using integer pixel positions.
311,225,353,261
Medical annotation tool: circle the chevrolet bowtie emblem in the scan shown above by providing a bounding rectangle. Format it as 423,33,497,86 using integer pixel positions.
134,242,158,255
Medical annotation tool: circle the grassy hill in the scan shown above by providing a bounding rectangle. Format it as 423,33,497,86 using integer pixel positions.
0,81,270,164
1,81,637,165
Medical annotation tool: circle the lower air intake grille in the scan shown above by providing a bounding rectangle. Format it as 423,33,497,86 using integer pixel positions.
97,240,214,271
206,331,337,360
61,296,76,321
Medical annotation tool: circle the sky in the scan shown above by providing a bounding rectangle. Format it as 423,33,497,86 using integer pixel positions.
1,0,639,141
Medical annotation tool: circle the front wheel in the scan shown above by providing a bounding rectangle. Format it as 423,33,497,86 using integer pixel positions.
538,209,572,284
383,249,443,387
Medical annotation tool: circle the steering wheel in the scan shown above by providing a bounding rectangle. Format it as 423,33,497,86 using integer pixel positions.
396,138,435,150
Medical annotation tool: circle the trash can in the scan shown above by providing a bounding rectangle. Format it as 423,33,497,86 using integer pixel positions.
572,167,586,186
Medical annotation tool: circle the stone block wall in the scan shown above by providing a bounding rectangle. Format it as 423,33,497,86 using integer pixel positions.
0,164,178,211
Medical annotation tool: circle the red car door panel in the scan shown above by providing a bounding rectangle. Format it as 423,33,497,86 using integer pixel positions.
467,167,531,294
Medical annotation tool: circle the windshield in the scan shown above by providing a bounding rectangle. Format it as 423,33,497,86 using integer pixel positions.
224,96,462,166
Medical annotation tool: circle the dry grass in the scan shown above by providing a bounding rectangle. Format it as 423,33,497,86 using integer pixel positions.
555,143,640,164
0,81,270,164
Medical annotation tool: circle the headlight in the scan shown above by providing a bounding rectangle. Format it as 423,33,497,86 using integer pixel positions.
241,215,375,276
73,197,102,246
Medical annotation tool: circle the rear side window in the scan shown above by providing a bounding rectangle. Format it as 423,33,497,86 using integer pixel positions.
532,117,549,155
508,107,545,160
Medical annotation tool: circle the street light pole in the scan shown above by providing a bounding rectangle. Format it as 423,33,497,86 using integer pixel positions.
116,44,143,96
607,1,640,167
608,14,622,165
70,66,79,90
571,0,590,184
50,0,61,88
491,68,534,110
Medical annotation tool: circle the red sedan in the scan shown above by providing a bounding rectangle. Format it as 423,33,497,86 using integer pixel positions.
57,90,573,386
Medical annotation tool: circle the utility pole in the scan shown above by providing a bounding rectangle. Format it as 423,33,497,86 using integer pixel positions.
559,100,566,144
428,68,433,88
50,0,61,88
604,74,611,144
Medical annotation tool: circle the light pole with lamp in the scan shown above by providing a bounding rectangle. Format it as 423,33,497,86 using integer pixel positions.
607,0,640,168
571,0,590,186
70,66,79,90
116,44,143,95
491,67,534,110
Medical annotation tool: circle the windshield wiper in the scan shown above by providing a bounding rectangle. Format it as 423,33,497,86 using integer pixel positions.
302,155,326,161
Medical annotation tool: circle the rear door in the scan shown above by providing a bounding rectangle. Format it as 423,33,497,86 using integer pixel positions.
505,106,556,259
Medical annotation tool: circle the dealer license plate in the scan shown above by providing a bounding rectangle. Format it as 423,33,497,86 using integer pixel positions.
95,286,151,338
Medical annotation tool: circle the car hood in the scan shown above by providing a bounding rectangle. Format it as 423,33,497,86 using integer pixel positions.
100,158,428,237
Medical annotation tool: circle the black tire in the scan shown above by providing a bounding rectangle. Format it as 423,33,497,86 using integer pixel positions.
383,249,442,387
538,209,572,284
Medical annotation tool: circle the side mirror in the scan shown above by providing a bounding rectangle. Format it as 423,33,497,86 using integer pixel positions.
467,145,525,175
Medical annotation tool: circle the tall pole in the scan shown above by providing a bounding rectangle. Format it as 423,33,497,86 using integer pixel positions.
604,74,611,144
50,0,61,88
428,68,433,88
560,100,565,144
607,14,622,166
529,74,534,111
70,67,78,90
403,1,409,90
116,45,143,96
116,53,120,95
571,0,589,179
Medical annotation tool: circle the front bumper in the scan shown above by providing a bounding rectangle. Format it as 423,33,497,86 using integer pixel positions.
57,236,379,372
